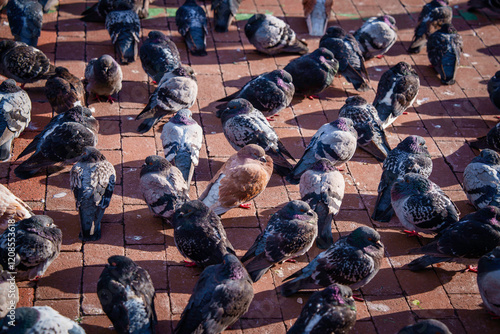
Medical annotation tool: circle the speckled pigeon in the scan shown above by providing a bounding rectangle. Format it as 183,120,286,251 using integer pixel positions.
140,31,181,84
216,98,295,176
373,62,420,129
488,70,500,111
408,0,452,54
0,215,62,281
427,24,463,85
98,255,157,334
6,0,43,47
136,66,198,133
339,95,391,162
172,200,236,268
372,135,432,222
303,0,333,36
161,109,203,188
216,69,295,118
0,184,32,232
0,79,31,161
468,0,500,13
106,7,141,64
284,47,339,98
319,26,370,92
0,265,18,318
45,66,86,114
463,149,500,209
84,54,123,103
241,200,318,282
81,0,149,22
280,226,384,297
212,0,242,32
300,159,344,249
0,306,85,333
176,0,208,56
354,15,398,60
287,284,357,334
408,206,500,271
470,122,500,152
398,319,452,334
244,14,308,55
478,246,500,317
174,253,254,334
286,117,357,185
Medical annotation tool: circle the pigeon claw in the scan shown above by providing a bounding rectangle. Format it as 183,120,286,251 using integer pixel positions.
183,260,197,267
285,258,297,263
376,55,384,59
404,230,421,237
107,96,117,104
266,116,275,121
465,265,478,273
306,95,319,100
32,275,41,281
239,203,252,209
403,112,408,115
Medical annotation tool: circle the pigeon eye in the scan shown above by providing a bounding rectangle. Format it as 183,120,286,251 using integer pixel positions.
368,237,373,241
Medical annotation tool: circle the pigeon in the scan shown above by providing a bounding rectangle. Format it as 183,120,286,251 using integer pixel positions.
244,14,309,55
469,122,500,152
84,54,123,103
287,284,357,334
199,144,273,216
176,0,208,56
45,66,86,114
212,0,242,32
241,200,318,282
97,255,157,334
0,184,32,232
397,319,452,334
0,215,62,281
339,95,391,162
284,47,339,98
0,79,31,161
319,26,370,92
0,265,18,318
70,147,116,241
216,69,295,118
136,65,198,133
488,70,500,111
286,117,357,185
161,109,203,188
6,0,43,47
427,24,463,85
468,0,500,13
81,0,149,22
391,173,460,236
280,226,384,297
140,155,189,222
172,200,236,268
408,206,500,271
373,62,420,129
174,253,254,334
303,0,333,36
300,159,344,249
463,149,500,209
105,8,141,64
0,40,55,87
372,135,432,222
354,15,398,60
408,0,452,54
140,30,181,84
216,98,295,176
478,246,500,317
0,306,85,333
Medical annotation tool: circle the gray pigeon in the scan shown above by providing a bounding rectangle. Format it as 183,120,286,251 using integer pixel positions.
81,0,149,22
70,147,116,241
373,62,420,129
280,226,384,297
372,135,432,222
6,0,43,47
136,66,198,133
319,26,370,92
106,8,141,64
0,306,85,333
287,284,357,334
0,265,18,318
488,71,500,111
391,173,460,236
354,15,398,60
212,0,242,32
172,200,236,267
216,69,295,119
300,159,344,249
427,23,463,85
0,215,62,281
84,54,123,103
140,155,189,222
241,200,318,282
98,255,157,334
303,0,333,36
176,0,208,56
468,0,500,13
0,79,31,161
463,149,500,209
286,117,357,185
478,246,500,317
398,319,452,334
140,30,181,84
408,0,452,54
244,14,308,55
174,253,254,334
45,66,86,114
216,98,295,176
470,122,500,152
161,109,202,188
339,95,391,162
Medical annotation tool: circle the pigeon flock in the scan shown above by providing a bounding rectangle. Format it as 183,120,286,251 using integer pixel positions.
0,0,499,333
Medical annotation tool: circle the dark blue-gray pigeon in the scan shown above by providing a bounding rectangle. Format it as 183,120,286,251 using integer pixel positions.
468,0,500,13
488,71,500,111
478,246,500,317
354,15,398,60
81,0,149,22
302,0,333,36
45,66,86,114
6,0,43,47
470,122,500,152
84,54,123,103
463,149,500,209
0,306,85,333
176,0,208,56
212,0,242,32
427,23,463,85
280,226,384,297
241,200,318,282
140,30,181,84
398,319,452,334
106,7,141,64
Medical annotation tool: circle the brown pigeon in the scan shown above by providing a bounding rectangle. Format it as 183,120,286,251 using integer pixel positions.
45,66,86,114
0,184,32,232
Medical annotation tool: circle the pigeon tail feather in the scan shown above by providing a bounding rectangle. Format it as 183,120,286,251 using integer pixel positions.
408,255,453,271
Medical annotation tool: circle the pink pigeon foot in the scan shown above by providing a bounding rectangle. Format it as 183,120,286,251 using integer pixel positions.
239,203,252,209
465,265,478,273
107,95,117,104
184,260,197,267
376,55,384,59
404,230,421,237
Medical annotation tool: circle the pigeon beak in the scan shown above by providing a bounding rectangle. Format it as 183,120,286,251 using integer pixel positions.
375,240,383,248
258,156,267,163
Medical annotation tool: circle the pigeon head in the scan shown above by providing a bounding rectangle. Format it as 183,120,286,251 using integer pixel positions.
345,95,367,106
244,14,266,38
216,98,253,119
97,54,118,71
438,23,458,35
148,30,167,42
472,149,500,165
238,144,271,164
105,255,137,279
491,71,500,83
172,200,211,227
313,48,339,72
221,253,248,280
435,0,449,6
267,69,294,92
392,173,432,200
78,147,107,163
311,158,338,172
20,215,57,229
54,66,71,77
324,26,346,39
213,0,235,32
478,247,500,274
382,15,397,31
322,284,355,308
170,109,196,125
397,135,429,154
347,226,383,251
331,117,356,135
469,206,500,227
172,66,196,80
140,155,172,176
0,79,21,93
0,40,17,56
391,62,416,76
64,106,99,133
279,200,317,222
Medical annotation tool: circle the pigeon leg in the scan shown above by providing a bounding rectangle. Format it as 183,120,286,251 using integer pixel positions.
95,94,103,102
306,95,319,100
20,83,26,89
266,114,280,121
183,260,197,267
488,311,500,320
239,203,252,209
353,295,364,302
285,256,298,263
376,55,384,59
107,95,117,104
464,265,478,273
404,230,421,237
